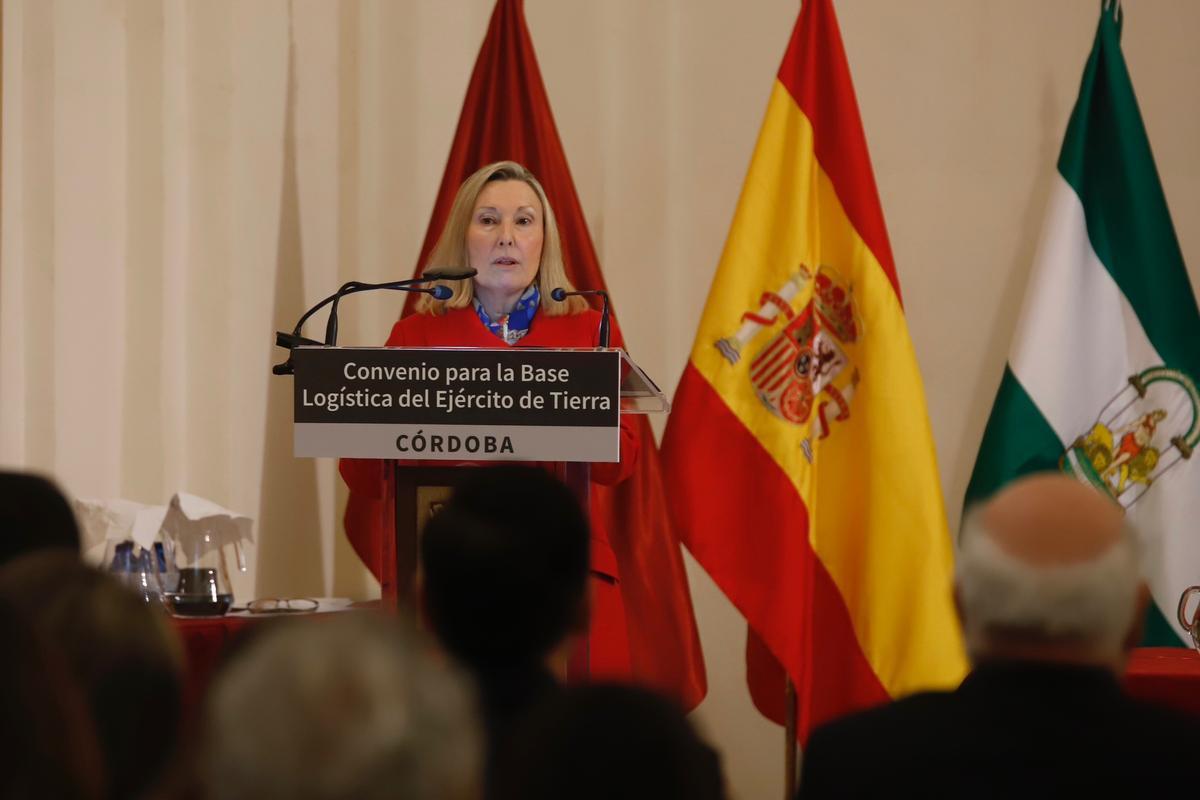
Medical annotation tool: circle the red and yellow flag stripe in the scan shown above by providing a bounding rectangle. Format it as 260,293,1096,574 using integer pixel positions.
663,0,965,738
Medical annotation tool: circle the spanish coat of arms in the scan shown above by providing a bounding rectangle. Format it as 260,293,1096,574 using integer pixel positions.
715,265,861,462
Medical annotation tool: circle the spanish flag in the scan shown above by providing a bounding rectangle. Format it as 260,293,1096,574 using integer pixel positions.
661,0,966,739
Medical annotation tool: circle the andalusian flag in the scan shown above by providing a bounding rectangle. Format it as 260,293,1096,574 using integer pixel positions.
965,2,1200,646
662,0,966,739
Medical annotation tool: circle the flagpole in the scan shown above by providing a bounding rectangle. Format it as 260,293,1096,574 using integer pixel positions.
785,5,805,793
784,677,798,799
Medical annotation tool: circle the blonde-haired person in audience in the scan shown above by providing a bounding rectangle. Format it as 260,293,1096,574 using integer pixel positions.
204,612,481,800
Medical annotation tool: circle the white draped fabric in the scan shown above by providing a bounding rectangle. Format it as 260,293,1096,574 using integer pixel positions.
3,3,1198,798
1,0,503,600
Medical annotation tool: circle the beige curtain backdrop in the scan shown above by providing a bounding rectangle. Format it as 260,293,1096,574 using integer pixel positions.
2,1,1198,797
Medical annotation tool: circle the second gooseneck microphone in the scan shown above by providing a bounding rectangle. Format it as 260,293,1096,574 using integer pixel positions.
551,286,611,348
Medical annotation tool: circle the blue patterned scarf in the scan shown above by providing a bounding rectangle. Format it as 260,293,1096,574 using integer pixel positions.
474,284,540,345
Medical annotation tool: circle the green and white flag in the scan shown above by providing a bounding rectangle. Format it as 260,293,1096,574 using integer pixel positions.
965,1,1200,646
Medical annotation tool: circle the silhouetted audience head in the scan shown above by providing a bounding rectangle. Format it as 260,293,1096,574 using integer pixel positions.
0,551,183,800
0,471,81,565
420,465,590,673
0,595,104,800
495,683,726,800
958,472,1145,672
204,612,481,800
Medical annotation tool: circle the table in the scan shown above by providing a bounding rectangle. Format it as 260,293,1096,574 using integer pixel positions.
169,602,379,719
171,614,263,719
170,615,1200,722
1123,647,1200,716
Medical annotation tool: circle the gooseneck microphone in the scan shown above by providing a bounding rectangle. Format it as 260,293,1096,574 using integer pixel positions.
271,269,475,375
420,268,478,282
551,286,611,348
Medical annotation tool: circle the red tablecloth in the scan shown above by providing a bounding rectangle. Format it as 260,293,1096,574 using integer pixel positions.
170,603,380,720
170,616,1200,723
171,615,263,719
1124,647,1200,717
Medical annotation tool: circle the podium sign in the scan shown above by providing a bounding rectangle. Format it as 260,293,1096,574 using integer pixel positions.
292,346,621,462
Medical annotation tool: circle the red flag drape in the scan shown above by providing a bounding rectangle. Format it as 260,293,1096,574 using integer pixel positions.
403,0,706,708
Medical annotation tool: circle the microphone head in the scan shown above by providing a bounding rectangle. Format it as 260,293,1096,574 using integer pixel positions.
422,267,478,281
430,285,453,301
550,287,568,302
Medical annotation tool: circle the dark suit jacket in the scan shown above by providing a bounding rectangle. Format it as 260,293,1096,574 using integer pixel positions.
797,660,1200,798
479,666,560,800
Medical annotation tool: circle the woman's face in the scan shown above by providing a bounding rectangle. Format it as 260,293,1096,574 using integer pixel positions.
467,180,544,304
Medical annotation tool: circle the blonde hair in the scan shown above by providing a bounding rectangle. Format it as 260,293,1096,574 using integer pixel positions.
416,160,587,316
206,614,482,800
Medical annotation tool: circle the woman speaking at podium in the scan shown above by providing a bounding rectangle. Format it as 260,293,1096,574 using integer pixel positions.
340,160,639,677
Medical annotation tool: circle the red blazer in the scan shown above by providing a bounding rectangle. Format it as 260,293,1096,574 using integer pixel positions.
340,307,639,675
